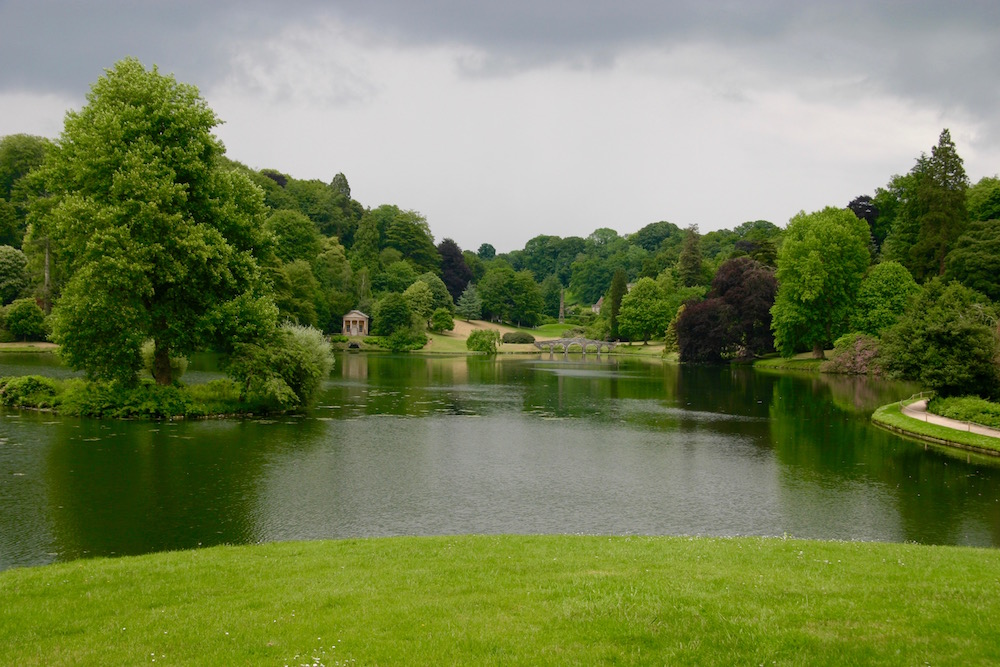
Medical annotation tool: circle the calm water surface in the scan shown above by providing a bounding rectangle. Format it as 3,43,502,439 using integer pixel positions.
2,352,999,570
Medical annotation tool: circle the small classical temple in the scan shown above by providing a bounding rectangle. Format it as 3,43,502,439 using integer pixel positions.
342,310,369,336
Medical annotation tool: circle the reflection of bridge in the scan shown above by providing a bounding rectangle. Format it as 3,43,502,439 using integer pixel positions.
534,337,617,358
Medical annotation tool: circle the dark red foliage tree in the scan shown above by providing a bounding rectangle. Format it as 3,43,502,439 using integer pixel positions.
677,257,777,362
437,238,473,302
676,297,735,362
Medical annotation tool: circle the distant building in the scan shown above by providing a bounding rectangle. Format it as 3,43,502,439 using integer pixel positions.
591,296,604,314
342,310,369,336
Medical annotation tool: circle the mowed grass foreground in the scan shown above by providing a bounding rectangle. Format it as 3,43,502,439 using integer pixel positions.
3,536,999,665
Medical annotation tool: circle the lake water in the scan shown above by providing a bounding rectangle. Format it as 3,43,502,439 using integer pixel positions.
2,352,999,570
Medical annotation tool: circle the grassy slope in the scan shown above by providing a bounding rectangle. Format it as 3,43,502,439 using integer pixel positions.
3,535,999,665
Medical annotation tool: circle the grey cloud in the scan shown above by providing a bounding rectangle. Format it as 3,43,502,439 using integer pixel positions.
4,1,1000,136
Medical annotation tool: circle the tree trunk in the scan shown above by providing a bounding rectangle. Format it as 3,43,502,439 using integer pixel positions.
811,342,825,359
152,339,173,385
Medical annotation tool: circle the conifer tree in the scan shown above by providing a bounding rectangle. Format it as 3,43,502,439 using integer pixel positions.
457,283,482,321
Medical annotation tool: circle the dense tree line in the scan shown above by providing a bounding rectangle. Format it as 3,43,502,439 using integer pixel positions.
2,59,1000,401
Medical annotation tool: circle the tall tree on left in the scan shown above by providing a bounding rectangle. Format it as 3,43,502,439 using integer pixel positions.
31,58,276,385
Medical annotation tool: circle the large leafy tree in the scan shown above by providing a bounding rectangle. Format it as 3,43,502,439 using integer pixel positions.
478,264,516,322
437,238,472,302
944,219,1000,301
34,58,276,385
265,210,322,264
384,207,440,275
416,271,454,314
967,176,1000,223
676,257,776,362
0,134,50,247
569,254,616,305
676,298,735,363
509,270,543,327
711,256,777,357
631,220,681,252
770,207,871,357
0,244,29,305
881,279,1000,398
850,261,920,336
618,277,669,344
371,292,411,337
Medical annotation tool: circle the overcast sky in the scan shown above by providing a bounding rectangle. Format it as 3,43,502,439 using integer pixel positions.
3,1,999,252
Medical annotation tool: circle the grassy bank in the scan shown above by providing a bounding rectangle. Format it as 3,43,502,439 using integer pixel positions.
872,400,1000,456
0,341,58,353
2,535,999,665
0,375,265,419
754,352,828,372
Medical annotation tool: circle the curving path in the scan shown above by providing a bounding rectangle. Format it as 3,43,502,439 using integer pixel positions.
902,399,1000,439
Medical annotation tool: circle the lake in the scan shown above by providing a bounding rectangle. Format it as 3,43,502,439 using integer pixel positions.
2,351,999,570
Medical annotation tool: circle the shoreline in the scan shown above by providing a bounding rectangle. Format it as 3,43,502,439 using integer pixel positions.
871,399,1000,458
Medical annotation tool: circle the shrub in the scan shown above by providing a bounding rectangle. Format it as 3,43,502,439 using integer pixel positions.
0,375,60,408
502,331,535,344
371,293,411,337
467,329,502,355
57,380,196,419
881,279,1000,398
227,323,334,411
429,308,455,333
821,333,883,376
928,396,1000,430
5,298,46,341
328,334,349,344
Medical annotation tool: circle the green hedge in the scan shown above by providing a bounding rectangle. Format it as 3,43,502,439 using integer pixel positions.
928,395,1000,429
501,331,535,344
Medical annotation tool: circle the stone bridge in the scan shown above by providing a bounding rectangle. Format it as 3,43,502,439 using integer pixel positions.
534,337,618,358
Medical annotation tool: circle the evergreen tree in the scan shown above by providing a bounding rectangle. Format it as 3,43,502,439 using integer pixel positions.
607,268,628,341
330,172,350,198
677,225,704,287
883,129,968,280
909,129,968,280
457,283,482,321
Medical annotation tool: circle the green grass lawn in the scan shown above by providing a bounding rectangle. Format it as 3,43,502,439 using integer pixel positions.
3,535,999,665
424,330,475,353
872,400,1000,456
516,322,578,338
754,352,828,372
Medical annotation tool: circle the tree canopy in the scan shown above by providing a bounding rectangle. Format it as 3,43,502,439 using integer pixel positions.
36,58,276,384
770,207,871,357
618,277,669,343
881,279,1000,398
850,261,920,336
